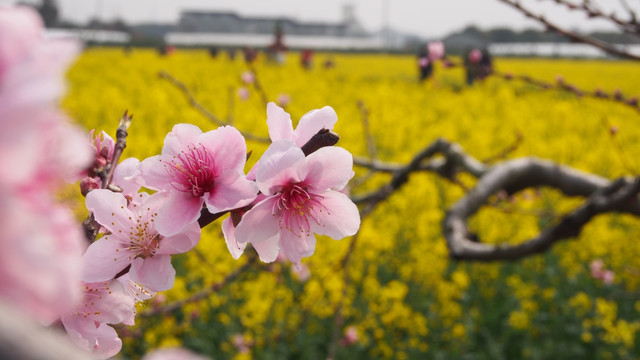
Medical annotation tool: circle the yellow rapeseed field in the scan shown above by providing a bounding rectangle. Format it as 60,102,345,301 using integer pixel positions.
63,48,640,359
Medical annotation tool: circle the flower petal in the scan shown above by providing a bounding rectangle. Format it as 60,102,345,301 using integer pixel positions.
305,146,354,193
222,217,246,259
157,220,201,255
138,155,173,192
266,102,294,142
162,123,202,157
310,191,360,239
199,125,248,172
251,234,280,263
206,170,257,213
81,236,131,283
256,141,306,195
112,157,141,196
63,318,122,360
234,197,280,244
86,189,135,235
155,192,204,236
129,255,175,292
279,230,316,266
293,106,338,147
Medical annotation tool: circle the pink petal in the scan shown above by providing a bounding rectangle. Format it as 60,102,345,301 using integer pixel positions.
310,191,360,239
205,170,257,213
157,221,201,255
81,237,131,283
86,190,135,235
112,157,141,196
199,125,248,172
138,155,173,191
293,106,338,147
222,217,246,259
251,234,280,263
256,141,306,195
129,255,175,292
304,146,354,193
155,192,204,236
279,230,316,266
266,102,294,142
234,197,280,244
162,123,202,157
63,318,122,360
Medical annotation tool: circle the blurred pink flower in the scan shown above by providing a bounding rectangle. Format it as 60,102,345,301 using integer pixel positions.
237,86,250,100
232,333,252,354
61,280,135,359
339,326,359,346
602,270,615,285
428,41,445,61
292,262,311,281
590,259,604,278
241,71,255,85
277,93,291,107
138,124,257,236
0,195,86,323
83,190,201,291
234,141,360,265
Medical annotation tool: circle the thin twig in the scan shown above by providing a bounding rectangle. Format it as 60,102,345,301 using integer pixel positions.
158,71,270,143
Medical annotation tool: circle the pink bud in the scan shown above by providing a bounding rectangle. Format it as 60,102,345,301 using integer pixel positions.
504,72,513,80
627,97,638,106
590,259,604,279
602,270,615,285
80,177,100,196
241,71,255,85
237,87,250,100
610,125,619,135
277,93,291,107
555,75,564,84
339,326,359,347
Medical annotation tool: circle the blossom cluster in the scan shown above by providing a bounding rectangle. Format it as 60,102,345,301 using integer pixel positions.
0,6,91,324
75,102,360,357
0,6,360,359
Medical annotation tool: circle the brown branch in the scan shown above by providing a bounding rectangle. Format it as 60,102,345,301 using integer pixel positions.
351,138,488,207
158,71,270,143
497,0,640,60
546,0,640,34
443,158,640,261
247,64,269,106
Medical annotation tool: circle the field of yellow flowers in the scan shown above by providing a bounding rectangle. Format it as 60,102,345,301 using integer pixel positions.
63,48,640,359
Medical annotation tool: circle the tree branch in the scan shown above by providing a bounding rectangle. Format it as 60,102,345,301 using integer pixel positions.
443,158,640,261
497,0,640,60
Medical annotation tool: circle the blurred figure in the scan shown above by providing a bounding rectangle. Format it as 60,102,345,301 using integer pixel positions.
267,21,287,64
479,48,493,80
300,48,314,70
464,48,483,85
208,46,219,58
243,46,257,64
323,56,336,69
417,46,433,82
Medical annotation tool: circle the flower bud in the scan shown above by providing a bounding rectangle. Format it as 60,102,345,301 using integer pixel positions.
80,177,100,196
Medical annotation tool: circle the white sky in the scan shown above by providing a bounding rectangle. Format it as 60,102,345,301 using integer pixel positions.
4,0,638,38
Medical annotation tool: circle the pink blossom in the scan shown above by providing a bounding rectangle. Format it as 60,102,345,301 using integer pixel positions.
428,41,445,61
62,280,135,359
88,129,115,173
339,326,359,346
112,157,142,198
266,102,337,147
83,189,201,291
276,93,291,107
0,195,86,323
241,71,255,85
234,141,360,265
292,262,311,282
231,333,253,354
418,57,429,67
601,270,615,285
139,124,257,236
590,259,604,278
237,87,250,100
